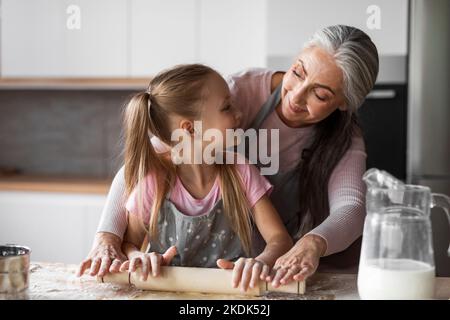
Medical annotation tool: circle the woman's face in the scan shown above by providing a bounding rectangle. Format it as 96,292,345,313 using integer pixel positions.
278,46,347,128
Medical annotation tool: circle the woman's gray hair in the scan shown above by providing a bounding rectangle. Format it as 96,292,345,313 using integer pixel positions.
304,25,379,111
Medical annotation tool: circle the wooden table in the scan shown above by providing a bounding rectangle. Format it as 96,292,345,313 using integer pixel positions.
2,262,450,300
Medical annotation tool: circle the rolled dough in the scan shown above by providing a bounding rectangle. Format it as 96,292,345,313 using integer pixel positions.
99,266,305,296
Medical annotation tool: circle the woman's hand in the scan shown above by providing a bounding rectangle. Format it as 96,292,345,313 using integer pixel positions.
77,232,127,278
216,257,271,292
119,246,178,281
269,234,327,287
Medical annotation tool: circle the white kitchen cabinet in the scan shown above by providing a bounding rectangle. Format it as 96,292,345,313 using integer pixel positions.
0,0,128,77
130,0,197,77
267,0,408,66
1,0,268,79
1,1,403,80
198,0,267,77
0,191,105,264
130,0,267,78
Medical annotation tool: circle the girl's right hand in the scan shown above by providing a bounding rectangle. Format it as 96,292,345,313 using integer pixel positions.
119,246,178,281
217,258,271,292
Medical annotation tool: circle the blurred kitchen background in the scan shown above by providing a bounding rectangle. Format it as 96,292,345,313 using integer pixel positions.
0,0,448,275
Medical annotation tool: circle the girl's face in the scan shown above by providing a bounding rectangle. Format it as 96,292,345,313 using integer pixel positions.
178,72,242,154
278,46,347,128
200,72,242,149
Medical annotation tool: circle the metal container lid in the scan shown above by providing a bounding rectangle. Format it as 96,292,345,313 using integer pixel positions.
0,245,31,273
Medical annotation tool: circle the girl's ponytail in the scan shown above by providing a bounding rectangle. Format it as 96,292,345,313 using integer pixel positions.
219,164,253,256
123,91,174,240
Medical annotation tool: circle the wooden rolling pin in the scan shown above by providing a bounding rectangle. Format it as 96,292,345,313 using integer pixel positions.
98,266,305,296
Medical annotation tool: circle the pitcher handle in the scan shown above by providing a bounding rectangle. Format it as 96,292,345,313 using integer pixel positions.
431,193,450,256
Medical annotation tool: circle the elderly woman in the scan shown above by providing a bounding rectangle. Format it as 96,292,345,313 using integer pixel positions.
78,25,378,288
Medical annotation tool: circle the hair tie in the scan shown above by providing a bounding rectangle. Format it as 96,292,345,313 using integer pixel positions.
145,91,152,118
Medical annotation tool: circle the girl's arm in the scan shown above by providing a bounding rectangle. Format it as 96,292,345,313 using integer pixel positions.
118,211,150,280
120,212,178,280
252,195,293,267
122,211,147,258
217,195,293,292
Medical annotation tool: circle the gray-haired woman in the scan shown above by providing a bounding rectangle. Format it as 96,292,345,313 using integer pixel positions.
78,25,379,289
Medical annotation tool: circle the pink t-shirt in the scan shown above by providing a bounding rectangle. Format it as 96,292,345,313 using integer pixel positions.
125,154,273,224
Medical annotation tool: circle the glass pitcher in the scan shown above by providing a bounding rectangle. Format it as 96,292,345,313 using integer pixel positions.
357,169,450,300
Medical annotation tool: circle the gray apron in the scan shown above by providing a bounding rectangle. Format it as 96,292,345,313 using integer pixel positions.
144,191,249,267
245,84,304,254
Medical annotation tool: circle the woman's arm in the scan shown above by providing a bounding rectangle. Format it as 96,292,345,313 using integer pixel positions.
77,166,128,277
270,137,366,286
96,165,128,238
306,137,367,256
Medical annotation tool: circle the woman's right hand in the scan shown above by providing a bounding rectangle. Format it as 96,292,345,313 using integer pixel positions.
269,234,326,287
76,232,127,278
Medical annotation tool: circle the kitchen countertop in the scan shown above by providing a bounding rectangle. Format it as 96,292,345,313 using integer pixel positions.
2,262,450,300
0,175,111,194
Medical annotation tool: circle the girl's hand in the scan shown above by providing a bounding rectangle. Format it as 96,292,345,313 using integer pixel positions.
77,232,127,278
217,257,271,293
269,234,327,287
119,246,178,281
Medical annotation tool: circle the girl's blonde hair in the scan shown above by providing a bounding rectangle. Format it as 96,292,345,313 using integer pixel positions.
123,64,253,255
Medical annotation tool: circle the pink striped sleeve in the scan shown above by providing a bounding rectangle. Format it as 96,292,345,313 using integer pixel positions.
306,136,367,256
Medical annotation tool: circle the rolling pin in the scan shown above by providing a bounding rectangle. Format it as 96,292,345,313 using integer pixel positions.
98,266,305,296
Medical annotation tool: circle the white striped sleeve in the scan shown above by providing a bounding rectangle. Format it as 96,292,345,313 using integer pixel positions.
96,165,128,239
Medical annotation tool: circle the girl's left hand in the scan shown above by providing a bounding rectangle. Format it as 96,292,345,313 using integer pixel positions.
119,246,178,280
216,257,271,292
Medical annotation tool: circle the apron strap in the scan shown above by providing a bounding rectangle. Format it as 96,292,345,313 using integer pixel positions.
248,83,282,130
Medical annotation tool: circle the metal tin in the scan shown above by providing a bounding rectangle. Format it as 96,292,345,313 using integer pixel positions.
0,244,31,293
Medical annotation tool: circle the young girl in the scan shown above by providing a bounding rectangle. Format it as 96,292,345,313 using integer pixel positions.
118,64,292,292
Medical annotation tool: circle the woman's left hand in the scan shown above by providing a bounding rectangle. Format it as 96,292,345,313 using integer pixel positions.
269,234,327,287
216,257,271,292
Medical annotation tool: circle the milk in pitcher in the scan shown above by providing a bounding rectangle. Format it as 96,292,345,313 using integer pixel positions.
358,258,435,299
